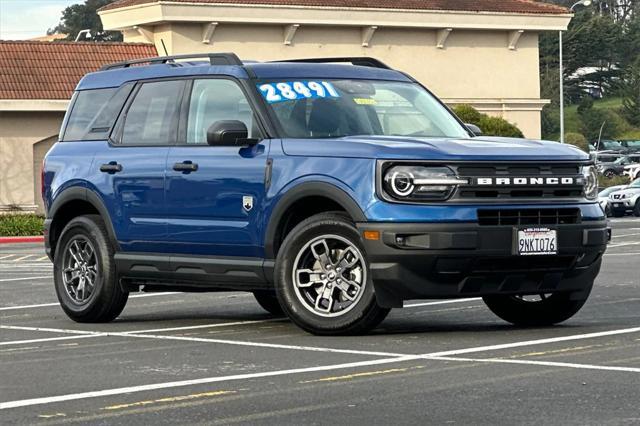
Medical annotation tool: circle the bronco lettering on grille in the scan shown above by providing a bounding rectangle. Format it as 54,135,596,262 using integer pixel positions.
475,177,577,185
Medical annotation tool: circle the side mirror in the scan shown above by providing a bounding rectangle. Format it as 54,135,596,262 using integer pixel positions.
465,123,483,137
207,120,255,146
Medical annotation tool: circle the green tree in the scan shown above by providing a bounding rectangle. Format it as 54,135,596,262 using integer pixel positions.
621,58,640,126
49,0,122,42
453,105,524,138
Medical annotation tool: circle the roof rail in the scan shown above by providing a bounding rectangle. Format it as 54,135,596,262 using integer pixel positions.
100,53,243,71
272,57,392,69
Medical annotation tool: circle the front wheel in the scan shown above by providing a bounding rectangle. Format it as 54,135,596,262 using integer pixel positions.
483,288,592,327
253,290,284,316
633,200,640,217
275,213,389,335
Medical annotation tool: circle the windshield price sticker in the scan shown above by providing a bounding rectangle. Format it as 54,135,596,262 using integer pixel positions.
258,81,340,103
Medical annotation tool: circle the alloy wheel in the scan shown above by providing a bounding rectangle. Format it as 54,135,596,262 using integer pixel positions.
292,234,367,318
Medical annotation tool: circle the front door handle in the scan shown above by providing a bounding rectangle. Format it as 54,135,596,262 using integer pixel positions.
173,161,199,173
100,162,122,174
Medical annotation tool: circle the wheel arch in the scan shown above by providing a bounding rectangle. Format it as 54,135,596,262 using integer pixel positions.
48,187,119,259
264,182,367,259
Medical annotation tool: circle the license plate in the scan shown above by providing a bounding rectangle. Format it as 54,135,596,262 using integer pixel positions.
613,203,622,208
517,227,557,256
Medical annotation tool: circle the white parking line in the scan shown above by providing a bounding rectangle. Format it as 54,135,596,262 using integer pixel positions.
423,327,640,358
0,355,419,410
611,232,640,239
0,292,179,311
1,324,639,410
0,276,50,283
431,356,640,373
0,254,15,260
608,241,640,248
1,335,103,346
604,252,640,256
404,298,480,308
12,255,34,262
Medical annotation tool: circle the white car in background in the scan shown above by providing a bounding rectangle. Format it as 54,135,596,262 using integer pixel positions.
609,178,640,217
623,163,640,180
598,185,626,216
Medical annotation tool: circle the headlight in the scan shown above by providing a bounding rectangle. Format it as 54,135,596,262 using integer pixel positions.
582,165,598,200
382,165,467,201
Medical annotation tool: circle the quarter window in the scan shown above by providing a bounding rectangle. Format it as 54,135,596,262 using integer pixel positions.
186,79,257,144
121,81,184,145
62,85,133,141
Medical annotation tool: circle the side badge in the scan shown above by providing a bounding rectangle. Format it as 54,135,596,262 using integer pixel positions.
243,196,254,212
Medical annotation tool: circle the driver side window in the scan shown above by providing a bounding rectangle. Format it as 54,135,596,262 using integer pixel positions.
186,79,258,144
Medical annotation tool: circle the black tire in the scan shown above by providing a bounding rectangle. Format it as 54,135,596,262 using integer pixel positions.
612,210,625,218
603,170,615,178
253,290,284,316
634,200,640,217
53,215,128,323
274,212,389,335
483,285,592,327
604,203,612,217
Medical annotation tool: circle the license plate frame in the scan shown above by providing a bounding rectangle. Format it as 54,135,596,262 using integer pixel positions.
516,227,557,256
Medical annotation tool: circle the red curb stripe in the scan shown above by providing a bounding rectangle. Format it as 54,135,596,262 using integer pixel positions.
0,236,44,244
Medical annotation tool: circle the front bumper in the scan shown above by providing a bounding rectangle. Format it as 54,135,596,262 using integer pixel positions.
610,199,634,213
357,220,609,308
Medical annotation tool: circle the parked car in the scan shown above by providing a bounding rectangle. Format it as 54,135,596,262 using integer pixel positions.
592,151,625,164
590,140,627,153
42,54,609,335
618,140,640,152
609,178,640,217
597,155,640,178
624,163,640,180
598,185,627,216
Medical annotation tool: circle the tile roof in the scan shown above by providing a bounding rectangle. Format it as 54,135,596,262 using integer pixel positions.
0,41,157,100
99,0,569,14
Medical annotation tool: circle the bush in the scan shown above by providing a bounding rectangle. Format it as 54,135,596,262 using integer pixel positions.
0,214,44,237
564,132,589,152
618,129,640,140
598,174,631,188
452,105,524,138
579,107,630,142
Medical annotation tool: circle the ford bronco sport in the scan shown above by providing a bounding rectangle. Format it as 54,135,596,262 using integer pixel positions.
43,54,609,335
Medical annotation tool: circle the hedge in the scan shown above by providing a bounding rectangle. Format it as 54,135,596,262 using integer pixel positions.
0,214,45,237
453,105,524,138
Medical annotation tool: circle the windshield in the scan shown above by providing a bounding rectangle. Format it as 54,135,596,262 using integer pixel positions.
257,79,470,139
599,187,620,197
631,179,640,188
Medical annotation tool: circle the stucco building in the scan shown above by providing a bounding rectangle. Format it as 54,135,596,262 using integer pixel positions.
0,41,157,213
99,0,571,138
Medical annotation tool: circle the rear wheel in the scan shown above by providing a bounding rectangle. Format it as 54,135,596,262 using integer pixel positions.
483,287,592,327
53,215,128,323
275,212,389,335
253,290,284,316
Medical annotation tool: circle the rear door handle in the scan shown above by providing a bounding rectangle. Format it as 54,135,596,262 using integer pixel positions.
99,162,122,174
173,161,198,173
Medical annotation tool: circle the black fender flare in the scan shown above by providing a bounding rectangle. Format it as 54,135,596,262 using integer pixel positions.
48,187,120,255
263,182,367,259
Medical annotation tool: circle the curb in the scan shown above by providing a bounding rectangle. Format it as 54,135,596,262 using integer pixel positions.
0,236,44,244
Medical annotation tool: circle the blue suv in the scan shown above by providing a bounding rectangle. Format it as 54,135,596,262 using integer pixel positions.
43,54,608,335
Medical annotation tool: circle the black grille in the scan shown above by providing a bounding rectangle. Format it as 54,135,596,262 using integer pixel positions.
477,208,581,226
454,163,584,201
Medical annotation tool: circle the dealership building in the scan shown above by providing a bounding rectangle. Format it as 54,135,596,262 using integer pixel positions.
0,0,570,213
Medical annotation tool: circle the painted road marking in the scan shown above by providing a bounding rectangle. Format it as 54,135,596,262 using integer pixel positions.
608,241,640,248
611,232,640,239
1,334,103,346
0,254,15,260
1,325,639,410
0,355,419,410
604,252,640,256
404,298,480,308
102,390,236,411
0,292,180,311
422,327,640,358
0,275,50,283
431,356,640,373
12,255,34,262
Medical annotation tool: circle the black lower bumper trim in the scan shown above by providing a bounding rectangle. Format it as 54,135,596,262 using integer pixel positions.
357,221,608,308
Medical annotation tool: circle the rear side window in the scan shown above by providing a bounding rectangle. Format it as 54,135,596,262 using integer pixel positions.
121,80,184,145
62,85,133,141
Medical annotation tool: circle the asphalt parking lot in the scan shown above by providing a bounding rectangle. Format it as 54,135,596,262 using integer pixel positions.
1,218,639,425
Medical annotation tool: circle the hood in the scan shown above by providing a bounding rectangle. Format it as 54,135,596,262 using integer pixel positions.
282,135,590,162
611,186,640,198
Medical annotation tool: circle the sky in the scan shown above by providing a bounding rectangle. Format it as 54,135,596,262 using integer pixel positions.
0,0,80,40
